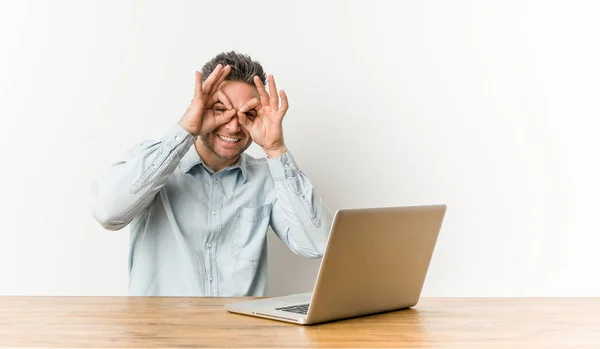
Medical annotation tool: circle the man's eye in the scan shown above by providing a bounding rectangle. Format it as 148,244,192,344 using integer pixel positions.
216,108,226,113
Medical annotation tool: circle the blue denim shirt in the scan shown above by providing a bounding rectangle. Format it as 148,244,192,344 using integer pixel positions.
90,124,333,296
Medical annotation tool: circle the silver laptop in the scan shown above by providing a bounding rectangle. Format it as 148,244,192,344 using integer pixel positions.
225,204,447,325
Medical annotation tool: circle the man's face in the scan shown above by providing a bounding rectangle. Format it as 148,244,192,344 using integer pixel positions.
199,81,259,162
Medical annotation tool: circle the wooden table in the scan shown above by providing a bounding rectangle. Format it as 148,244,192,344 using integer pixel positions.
0,297,598,348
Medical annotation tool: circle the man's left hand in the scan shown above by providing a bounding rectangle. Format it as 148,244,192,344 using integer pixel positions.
237,74,288,158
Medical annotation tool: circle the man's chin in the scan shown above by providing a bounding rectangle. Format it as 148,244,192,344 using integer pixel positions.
214,148,244,161
216,141,251,159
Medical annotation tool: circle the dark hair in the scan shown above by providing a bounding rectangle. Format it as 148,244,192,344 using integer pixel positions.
201,51,267,86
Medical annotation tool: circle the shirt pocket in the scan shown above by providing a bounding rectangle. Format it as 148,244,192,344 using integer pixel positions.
232,203,272,262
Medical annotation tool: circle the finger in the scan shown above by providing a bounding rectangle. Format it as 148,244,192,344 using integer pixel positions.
238,97,261,113
279,89,289,115
208,65,231,96
237,110,254,131
254,76,270,107
194,71,202,99
267,74,279,110
202,64,223,94
213,108,237,128
211,90,233,110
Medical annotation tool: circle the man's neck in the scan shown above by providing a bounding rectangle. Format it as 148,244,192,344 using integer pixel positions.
194,140,239,173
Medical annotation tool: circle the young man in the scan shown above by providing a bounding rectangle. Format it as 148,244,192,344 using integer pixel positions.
90,51,333,297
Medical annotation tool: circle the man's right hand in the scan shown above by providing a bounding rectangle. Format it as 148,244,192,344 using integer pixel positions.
178,64,236,136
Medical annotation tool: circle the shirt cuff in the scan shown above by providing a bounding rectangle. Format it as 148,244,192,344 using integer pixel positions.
161,123,196,150
267,151,299,180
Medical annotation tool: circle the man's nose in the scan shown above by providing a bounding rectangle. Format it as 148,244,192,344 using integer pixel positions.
224,112,241,132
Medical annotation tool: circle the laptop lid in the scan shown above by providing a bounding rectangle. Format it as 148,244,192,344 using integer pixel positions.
305,204,446,324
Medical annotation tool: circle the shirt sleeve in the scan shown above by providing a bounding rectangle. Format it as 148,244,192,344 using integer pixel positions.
267,151,334,258
89,124,196,230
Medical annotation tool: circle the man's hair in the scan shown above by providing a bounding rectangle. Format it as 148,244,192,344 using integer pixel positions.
201,51,267,86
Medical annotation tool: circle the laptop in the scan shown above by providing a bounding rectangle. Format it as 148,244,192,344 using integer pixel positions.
225,204,447,325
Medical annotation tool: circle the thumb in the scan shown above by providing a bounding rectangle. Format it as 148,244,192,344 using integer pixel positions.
237,110,254,131
214,109,236,127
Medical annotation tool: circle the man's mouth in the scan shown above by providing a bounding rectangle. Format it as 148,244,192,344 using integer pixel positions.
218,134,241,143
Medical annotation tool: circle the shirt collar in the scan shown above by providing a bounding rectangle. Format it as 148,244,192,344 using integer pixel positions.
179,145,248,183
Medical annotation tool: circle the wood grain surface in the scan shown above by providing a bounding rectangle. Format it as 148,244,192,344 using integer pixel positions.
1,296,598,348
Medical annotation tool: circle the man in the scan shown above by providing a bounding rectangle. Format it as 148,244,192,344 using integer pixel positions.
90,51,333,297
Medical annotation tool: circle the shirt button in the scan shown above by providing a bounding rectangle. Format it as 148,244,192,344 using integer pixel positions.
212,210,217,215
284,164,290,169
175,136,180,141
209,277,213,282
215,178,219,183
207,243,212,249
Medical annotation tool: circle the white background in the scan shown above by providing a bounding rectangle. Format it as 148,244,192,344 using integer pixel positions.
0,0,598,297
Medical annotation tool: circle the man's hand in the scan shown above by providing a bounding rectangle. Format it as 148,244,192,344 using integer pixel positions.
178,64,237,137
237,74,289,158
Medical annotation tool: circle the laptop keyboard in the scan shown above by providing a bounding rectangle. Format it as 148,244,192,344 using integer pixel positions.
275,303,310,315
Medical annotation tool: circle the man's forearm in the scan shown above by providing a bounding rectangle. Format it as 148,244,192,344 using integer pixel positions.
90,124,196,230
265,145,288,159
267,151,334,257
